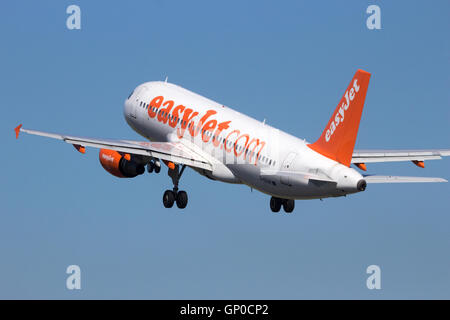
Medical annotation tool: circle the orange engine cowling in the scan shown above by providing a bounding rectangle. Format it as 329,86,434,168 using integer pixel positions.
99,149,145,178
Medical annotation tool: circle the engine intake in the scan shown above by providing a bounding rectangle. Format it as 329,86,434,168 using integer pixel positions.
99,149,144,178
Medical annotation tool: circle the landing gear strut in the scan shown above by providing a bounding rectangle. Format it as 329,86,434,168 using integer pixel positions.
162,164,188,209
270,196,295,213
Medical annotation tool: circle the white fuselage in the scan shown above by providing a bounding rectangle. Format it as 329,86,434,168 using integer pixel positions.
124,81,364,200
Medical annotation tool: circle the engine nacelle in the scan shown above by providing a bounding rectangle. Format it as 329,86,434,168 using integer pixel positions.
99,149,145,178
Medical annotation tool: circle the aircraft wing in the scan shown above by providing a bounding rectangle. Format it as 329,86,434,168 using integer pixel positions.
352,149,450,163
15,125,212,171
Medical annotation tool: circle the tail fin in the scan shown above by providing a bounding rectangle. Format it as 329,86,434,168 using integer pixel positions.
308,69,371,167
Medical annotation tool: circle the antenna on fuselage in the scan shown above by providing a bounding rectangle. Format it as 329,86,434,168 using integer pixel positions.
262,118,266,125
164,76,168,83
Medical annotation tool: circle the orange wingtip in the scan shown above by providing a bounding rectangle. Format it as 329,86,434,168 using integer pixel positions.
15,124,22,139
355,163,367,171
412,160,425,168
73,144,86,154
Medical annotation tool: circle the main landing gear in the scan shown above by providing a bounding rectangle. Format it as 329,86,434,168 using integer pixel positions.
270,196,295,213
162,164,188,209
146,158,188,209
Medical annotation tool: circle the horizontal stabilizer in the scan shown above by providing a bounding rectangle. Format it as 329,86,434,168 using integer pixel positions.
352,149,450,163
364,175,447,183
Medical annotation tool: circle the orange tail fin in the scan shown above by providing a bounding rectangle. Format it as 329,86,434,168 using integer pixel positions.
308,69,371,167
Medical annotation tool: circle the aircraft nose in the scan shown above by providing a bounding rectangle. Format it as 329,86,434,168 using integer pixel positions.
123,98,130,118
123,88,136,117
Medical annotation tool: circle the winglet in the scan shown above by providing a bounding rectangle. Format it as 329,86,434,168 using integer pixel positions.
15,124,23,139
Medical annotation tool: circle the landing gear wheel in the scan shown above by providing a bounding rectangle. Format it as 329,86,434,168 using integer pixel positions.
176,190,188,209
166,164,187,209
147,162,154,173
270,197,282,212
163,190,175,208
283,199,295,213
154,163,161,173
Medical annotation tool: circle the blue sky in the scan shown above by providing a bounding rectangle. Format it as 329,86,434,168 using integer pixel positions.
1,0,449,299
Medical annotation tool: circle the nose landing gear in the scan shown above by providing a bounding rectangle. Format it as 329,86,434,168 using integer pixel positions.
162,164,188,209
270,196,295,213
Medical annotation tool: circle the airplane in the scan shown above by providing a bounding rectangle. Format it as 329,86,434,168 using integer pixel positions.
15,69,450,212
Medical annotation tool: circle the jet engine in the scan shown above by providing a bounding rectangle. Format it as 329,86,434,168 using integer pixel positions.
99,149,145,178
